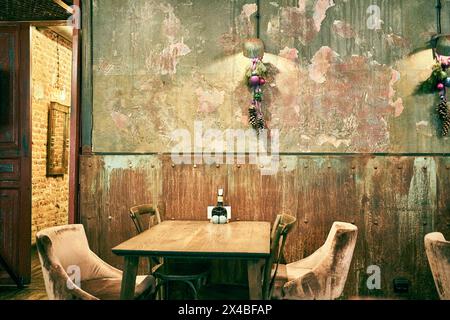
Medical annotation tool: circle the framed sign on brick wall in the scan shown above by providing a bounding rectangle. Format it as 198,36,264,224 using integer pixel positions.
47,101,70,176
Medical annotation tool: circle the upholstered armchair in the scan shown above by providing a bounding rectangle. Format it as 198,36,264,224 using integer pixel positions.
273,222,358,300
36,224,155,300
425,232,450,300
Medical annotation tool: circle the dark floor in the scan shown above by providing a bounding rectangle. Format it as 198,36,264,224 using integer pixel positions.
0,248,47,300
0,249,248,301
0,250,384,300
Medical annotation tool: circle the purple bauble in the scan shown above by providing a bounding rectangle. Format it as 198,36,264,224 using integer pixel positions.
249,75,260,86
438,83,445,90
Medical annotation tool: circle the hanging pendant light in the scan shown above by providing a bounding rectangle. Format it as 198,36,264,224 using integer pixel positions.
243,38,265,59
435,34,450,57
433,0,450,57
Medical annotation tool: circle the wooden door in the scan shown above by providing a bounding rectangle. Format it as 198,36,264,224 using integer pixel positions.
0,24,31,286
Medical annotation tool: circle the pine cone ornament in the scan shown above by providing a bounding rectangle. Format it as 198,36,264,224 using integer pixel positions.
257,116,265,130
443,117,450,136
437,98,447,117
437,97,450,136
248,106,258,129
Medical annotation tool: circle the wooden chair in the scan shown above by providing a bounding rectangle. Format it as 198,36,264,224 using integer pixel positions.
425,232,450,300
198,213,296,300
36,224,155,300
262,213,297,300
129,204,163,273
129,204,210,300
272,222,358,300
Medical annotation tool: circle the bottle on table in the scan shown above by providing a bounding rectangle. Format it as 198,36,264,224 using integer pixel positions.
211,188,227,224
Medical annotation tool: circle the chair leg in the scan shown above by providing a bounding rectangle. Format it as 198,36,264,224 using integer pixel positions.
155,279,166,300
182,280,199,300
164,281,169,300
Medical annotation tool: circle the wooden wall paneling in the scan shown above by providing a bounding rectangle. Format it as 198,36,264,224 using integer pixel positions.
162,155,231,285
278,156,301,262
404,157,438,299
79,156,105,257
357,156,398,298
429,156,450,298
79,155,162,267
294,157,360,297
79,154,448,299
162,155,228,220
437,157,450,239
348,156,438,299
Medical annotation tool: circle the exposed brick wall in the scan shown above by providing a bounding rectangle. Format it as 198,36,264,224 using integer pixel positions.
31,27,72,244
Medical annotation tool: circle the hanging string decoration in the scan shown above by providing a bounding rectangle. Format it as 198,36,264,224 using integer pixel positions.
245,57,267,134
417,58,450,136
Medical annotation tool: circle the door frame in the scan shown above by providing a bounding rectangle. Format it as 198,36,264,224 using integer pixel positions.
0,22,31,286
69,0,81,224
26,14,82,224
0,17,82,224
0,6,81,286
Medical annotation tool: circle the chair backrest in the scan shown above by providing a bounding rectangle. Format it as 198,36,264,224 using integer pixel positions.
264,214,297,299
280,221,357,300
129,204,162,234
317,222,358,299
425,232,450,300
36,224,121,300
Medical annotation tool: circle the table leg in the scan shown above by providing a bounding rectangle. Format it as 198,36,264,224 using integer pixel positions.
247,259,264,300
120,256,139,300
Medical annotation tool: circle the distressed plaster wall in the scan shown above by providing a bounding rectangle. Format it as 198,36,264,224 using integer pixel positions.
91,0,450,153
81,0,450,299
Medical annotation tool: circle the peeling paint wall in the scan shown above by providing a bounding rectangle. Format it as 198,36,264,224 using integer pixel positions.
91,0,449,153
82,0,450,299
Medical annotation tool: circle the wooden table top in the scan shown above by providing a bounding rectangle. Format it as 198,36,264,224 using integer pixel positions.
112,220,271,259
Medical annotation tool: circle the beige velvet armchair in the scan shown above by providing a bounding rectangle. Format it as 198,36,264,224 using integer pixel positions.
36,224,155,300
273,222,358,300
425,232,450,300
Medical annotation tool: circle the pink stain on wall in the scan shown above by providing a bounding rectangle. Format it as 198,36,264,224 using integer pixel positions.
309,46,338,83
297,0,307,13
196,88,225,113
279,47,299,62
393,99,404,117
242,3,257,18
111,111,128,130
218,3,257,55
270,0,335,45
262,47,401,152
389,69,404,117
158,41,191,75
332,20,357,39
385,33,411,49
313,0,335,31
162,9,181,40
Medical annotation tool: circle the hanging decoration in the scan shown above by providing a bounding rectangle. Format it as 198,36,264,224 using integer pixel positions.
417,59,450,137
245,56,267,134
242,0,267,135
416,0,450,136
52,34,66,102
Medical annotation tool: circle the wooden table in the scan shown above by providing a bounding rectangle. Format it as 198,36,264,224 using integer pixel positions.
112,220,271,300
